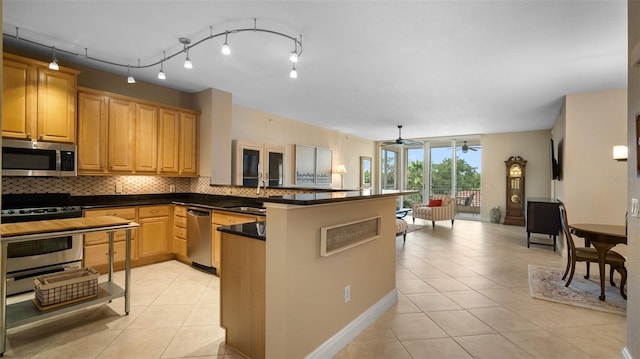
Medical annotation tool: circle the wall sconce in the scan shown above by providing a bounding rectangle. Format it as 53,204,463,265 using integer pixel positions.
613,145,628,161
336,165,347,189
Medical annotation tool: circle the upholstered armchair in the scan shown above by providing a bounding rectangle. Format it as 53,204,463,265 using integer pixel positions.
411,194,456,227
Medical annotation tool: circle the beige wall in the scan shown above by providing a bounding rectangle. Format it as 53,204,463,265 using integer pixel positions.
231,105,377,188
563,89,627,225
626,2,639,357
480,130,553,222
264,197,396,357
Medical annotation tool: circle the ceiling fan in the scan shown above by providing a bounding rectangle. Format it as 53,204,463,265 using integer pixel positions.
380,125,423,147
458,141,480,153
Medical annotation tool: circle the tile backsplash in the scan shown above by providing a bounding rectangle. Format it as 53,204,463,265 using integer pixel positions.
2,176,315,198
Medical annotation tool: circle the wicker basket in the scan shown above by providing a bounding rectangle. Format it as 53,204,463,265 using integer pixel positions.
33,267,99,310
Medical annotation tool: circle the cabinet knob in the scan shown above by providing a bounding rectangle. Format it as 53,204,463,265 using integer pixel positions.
26,132,31,140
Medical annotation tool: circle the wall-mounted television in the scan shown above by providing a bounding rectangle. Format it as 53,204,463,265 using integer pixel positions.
550,139,560,180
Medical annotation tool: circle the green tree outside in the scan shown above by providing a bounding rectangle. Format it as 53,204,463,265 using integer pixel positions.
405,158,480,203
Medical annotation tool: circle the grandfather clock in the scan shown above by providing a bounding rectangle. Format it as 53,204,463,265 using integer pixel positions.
504,156,527,226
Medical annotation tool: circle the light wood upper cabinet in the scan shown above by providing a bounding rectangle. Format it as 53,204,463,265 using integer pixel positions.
77,87,198,176
77,92,108,172
108,98,136,172
180,112,198,175
2,53,78,143
135,104,159,173
36,68,77,143
158,108,180,173
2,57,37,140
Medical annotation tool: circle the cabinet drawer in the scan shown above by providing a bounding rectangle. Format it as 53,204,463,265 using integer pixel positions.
84,239,137,268
212,211,260,225
174,237,187,256
139,205,170,218
174,215,187,228
174,226,187,239
84,207,136,219
84,207,137,245
174,205,187,217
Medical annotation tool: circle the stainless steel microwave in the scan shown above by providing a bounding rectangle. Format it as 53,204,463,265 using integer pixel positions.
2,139,77,177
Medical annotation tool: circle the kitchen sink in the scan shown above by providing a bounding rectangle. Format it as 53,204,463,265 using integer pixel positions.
228,206,267,214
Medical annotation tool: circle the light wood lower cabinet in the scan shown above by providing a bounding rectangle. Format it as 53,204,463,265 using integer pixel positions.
83,207,138,273
220,232,265,359
212,211,262,273
138,205,172,265
173,205,188,259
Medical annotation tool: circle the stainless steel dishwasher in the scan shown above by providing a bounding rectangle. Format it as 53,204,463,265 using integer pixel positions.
187,207,213,268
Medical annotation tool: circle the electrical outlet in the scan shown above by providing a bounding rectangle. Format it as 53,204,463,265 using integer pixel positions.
169,184,176,193
115,184,123,193
344,285,351,303
632,198,639,217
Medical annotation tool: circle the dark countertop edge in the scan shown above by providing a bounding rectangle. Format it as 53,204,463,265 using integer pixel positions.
217,221,266,241
262,190,418,206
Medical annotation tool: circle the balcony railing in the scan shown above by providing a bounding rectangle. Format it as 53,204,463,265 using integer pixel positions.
400,187,481,215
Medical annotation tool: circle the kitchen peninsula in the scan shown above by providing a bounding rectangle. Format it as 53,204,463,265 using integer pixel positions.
218,189,411,359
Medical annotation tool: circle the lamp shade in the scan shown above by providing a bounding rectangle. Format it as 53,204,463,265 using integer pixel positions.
336,164,347,174
613,145,628,161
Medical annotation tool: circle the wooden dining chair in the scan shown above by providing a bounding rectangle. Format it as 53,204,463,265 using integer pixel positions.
558,201,627,296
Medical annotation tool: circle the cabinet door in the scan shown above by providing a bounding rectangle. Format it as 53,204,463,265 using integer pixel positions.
139,216,170,257
2,58,37,140
180,112,198,175
265,144,285,187
77,92,108,172
158,108,180,173
212,224,222,270
84,239,138,270
108,99,136,172
135,104,158,173
37,67,77,143
235,141,262,186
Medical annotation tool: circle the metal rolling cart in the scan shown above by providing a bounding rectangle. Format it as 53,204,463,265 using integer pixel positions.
0,217,139,356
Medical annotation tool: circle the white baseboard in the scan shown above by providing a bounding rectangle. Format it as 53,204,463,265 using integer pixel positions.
305,289,398,359
622,346,634,359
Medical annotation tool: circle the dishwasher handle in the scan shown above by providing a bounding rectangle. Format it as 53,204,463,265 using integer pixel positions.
187,208,211,217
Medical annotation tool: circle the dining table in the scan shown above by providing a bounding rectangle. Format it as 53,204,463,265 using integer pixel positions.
570,223,627,301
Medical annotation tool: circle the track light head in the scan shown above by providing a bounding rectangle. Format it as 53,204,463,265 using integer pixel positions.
221,31,231,55
289,63,298,79
49,47,59,70
127,65,135,83
289,51,298,63
180,38,193,69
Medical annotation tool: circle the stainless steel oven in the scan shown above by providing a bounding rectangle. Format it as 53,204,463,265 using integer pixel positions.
1,193,83,295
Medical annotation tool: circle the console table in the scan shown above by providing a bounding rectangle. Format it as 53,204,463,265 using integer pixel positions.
0,216,139,356
526,198,560,251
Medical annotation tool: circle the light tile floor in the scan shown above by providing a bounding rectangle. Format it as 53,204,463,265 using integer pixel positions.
3,219,627,358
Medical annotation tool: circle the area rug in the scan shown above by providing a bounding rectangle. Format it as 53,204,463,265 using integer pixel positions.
528,264,626,315
406,223,425,233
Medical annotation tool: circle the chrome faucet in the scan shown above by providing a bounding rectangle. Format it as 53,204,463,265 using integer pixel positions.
256,177,267,196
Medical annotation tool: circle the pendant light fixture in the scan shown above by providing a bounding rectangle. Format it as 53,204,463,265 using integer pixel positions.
157,51,166,80
180,38,193,69
48,46,59,70
221,31,231,55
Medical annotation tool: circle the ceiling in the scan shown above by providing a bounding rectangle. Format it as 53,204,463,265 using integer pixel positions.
2,1,628,142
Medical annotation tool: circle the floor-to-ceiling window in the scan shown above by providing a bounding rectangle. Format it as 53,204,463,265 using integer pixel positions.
382,139,481,218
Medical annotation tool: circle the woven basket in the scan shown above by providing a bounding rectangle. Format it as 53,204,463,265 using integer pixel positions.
34,267,99,309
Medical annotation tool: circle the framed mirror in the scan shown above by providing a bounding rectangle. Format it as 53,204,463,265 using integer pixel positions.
360,156,372,188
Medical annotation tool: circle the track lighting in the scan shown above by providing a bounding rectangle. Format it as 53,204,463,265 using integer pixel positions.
158,51,166,80
180,38,193,69
127,65,135,83
49,46,59,70
289,63,298,79
6,19,303,81
221,31,231,55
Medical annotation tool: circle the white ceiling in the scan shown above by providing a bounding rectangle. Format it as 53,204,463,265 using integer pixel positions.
2,1,628,142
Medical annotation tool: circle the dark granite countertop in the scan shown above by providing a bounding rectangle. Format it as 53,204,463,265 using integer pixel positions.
217,220,266,241
262,189,417,205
